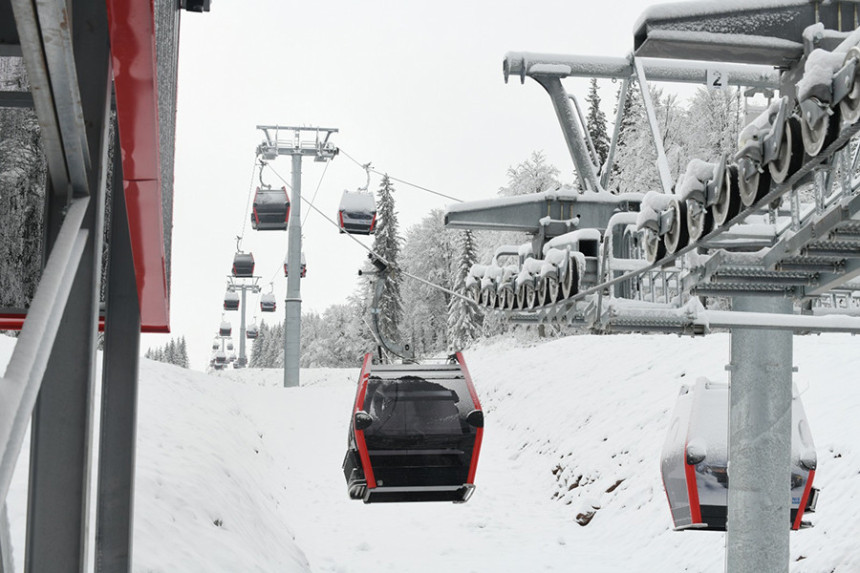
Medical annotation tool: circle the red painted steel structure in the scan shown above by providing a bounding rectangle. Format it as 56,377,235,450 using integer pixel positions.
105,0,171,333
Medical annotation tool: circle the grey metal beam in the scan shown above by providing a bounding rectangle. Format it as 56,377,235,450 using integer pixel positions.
503,53,780,89
727,297,793,573
0,503,12,573
633,1,817,66
0,0,20,55
634,57,673,194
0,90,33,108
0,197,88,504
444,190,640,235
95,134,140,573
531,75,601,191
26,0,112,567
25,190,104,573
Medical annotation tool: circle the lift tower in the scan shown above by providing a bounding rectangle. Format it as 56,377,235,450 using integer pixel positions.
256,126,338,387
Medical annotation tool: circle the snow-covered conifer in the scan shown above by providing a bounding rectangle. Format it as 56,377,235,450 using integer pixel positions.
447,230,482,351
585,78,610,170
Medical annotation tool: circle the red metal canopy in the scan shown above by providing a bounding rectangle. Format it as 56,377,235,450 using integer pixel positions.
105,0,171,333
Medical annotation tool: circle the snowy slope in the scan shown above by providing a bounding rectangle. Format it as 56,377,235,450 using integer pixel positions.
2,333,859,572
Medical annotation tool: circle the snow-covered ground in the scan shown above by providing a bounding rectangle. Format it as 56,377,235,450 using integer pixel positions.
2,332,858,572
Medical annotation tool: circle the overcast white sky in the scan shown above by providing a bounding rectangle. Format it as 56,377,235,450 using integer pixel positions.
147,0,684,367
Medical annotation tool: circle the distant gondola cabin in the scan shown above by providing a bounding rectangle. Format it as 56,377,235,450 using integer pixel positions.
223,290,240,311
246,323,259,339
232,252,255,277
284,252,307,278
219,321,231,337
251,187,290,231
661,378,818,531
260,292,277,313
338,191,377,235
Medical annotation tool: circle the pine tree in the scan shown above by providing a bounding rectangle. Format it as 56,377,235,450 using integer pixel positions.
177,336,189,368
447,230,482,351
371,174,404,360
585,78,610,171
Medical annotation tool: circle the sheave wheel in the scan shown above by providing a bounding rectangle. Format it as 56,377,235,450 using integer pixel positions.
505,288,516,310
516,284,527,310
525,283,537,309
712,164,742,227
663,198,690,255
643,228,666,264
496,288,507,309
548,275,560,303
737,157,771,207
801,104,840,157
561,260,574,299
686,198,713,244
537,277,549,307
769,117,804,184
840,47,860,124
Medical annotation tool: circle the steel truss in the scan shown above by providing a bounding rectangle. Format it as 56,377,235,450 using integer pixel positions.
0,0,184,571
444,3,860,573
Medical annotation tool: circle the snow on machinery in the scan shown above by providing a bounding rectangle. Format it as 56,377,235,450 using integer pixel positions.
342,254,484,503
661,378,818,531
446,2,860,334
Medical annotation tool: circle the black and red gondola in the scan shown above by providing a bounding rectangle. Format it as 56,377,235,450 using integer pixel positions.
338,190,377,235
342,352,483,503
284,252,307,278
260,292,277,313
232,251,255,277
661,378,818,531
246,322,259,339
251,186,290,231
219,320,231,337
223,289,239,311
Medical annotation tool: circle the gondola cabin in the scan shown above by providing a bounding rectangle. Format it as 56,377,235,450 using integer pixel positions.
232,252,255,277
342,352,484,503
284,252,307,278
338,191,377,235
661,378,818,531
211,340,219,350
214,349,227,364
260,293,277,313
246,323,259,339
219,321,231,337
223,290,240,311
251,187,290,231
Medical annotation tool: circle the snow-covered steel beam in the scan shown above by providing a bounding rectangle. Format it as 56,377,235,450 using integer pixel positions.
444,188,641,236
633,0,841,66
503,53,779,89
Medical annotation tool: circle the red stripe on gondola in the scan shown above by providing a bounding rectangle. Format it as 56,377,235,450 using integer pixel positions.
353,353,376,489
369,213,377,233
338,210,345,230
793,469,815,530
468,427,483,484
456,352,483,483
684,445,702,524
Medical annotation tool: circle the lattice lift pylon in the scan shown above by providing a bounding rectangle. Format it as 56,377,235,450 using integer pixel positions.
445,2,860,572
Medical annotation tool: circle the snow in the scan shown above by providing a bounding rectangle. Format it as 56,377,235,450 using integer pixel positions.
675,158,716,201
797,48,845,102
543,228,602,252
634,0,810,34
338,190,375,212
637,190,674,230
2,331,860,572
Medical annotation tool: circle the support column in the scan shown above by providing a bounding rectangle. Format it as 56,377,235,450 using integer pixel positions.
284,154,302,387
238,287,247,367
0,504,12,573
726,296,793,573
94,131,140,573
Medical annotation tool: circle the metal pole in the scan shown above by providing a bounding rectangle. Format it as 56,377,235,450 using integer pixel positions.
95,141,141,573
238,287,247,367
0,503,12,573
726,296,793,573
284,154,302,387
